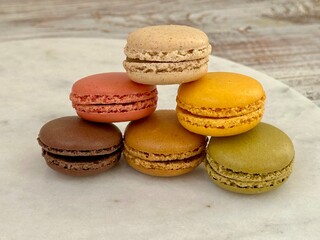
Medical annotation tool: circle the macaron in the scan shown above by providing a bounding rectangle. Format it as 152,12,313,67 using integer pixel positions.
205,123,295,194
37,116,123,176
123,110,207,177
176,72,266,136
70,72,157,122
123,25,212,85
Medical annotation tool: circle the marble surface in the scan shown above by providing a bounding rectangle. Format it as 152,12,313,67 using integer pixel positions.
0,38,320,239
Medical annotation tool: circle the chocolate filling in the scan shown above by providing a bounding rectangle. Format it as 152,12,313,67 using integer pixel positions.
42,147,122,163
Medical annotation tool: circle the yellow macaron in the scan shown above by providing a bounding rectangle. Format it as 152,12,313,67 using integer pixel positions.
176,72,266,136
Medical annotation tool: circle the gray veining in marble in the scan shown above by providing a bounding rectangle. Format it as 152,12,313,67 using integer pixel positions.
0,38,319,239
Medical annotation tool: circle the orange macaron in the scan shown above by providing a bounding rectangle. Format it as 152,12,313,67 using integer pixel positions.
70,72,158,122
176,72,266,136
123,110,207,177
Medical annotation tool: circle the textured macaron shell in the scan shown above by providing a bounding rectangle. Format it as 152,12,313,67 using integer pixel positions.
38,116,122,152
124,110,207,177
177,72,265,108
70,72,157,122
125,25,211,58
125,153,205,177
176,106,263,137
123,25,211,85
207,123,294,174
205,122,294,194
205,162,292,194
125,110,206,155
124,61,208,85
38,116,123,176
176,72,266,136
43,151,121,177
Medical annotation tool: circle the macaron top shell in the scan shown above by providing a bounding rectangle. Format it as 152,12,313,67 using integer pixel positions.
71,72,156,102
126,25,210,51
38,116,122,151
207,123,294,174
125,110,206,154
177,72,265,108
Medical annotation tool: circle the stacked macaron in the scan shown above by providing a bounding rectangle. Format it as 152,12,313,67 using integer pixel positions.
37,24,294,194
38,72,159,176
122,25,294,194
174,67,294,194
174,71,294,194
122,25,211,176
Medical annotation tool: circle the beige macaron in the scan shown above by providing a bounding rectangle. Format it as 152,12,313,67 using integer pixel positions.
123,25,212,85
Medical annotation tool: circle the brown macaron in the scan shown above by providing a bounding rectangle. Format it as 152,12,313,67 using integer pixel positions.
37,116,122,176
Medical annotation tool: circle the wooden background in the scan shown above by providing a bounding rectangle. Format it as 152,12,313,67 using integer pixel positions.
1,0,319,106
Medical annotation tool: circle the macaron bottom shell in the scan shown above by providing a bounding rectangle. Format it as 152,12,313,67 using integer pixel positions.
43,149,121,177
204,158,293,194
176,106,262,136
76,105,157,123
124,62,208,85
124,150,205,177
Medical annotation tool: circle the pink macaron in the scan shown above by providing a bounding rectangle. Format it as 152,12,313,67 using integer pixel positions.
70,72,158,122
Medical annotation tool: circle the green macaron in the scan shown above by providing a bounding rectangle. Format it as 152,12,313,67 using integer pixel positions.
205,122,295,194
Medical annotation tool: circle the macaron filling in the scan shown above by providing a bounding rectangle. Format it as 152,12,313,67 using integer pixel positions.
43,149,121,163
124,45,212,62
123,57,209,74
